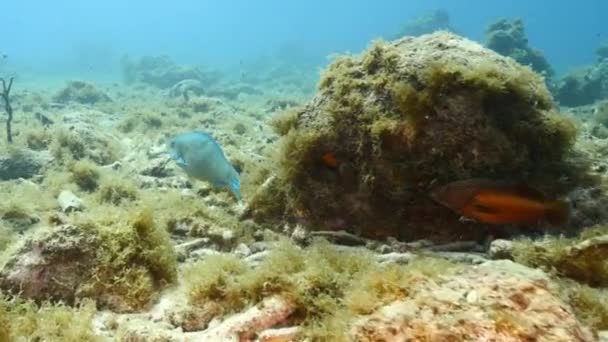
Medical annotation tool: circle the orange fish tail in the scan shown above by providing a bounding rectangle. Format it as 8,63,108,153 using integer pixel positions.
545,200,571,226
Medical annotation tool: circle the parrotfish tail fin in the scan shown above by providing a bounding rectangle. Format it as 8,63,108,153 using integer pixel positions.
230,176,242,202
545,200,571,226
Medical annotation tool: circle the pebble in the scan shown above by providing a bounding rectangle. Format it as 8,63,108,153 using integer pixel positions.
57,190,84,213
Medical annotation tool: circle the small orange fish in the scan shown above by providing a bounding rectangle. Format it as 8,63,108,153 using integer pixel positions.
321,152,339,169
430,179,570,226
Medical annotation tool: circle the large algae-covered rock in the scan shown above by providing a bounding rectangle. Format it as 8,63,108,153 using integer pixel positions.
255,32,578,241
53,81,111,105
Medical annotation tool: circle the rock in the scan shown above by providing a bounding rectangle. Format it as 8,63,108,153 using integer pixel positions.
57,190,84,213
0,149,50,180
121,54,221,89
393,9,457,38
257,326,300,342
350,260,595,341
53,81,111,104
55,111,122,165
167,79,205,99
0,224,99,305
488,239,515,259
169,302,223,332
255,31,577,242
140,157,171,177
555,59,608,106
185,296,295,341
233,243,252,258
485,18,553,77
0,218,176,312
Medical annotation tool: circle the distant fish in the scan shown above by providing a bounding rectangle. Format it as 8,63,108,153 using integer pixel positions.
321,152,339,169
168,131,242,201
430,178,570,226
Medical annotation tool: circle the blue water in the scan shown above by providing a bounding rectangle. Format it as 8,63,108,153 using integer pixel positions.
1,0,606,78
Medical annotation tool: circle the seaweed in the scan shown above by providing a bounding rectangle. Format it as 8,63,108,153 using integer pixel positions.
0,296,100,341
74,208,177,311
70,160,101,192
184,238,457,339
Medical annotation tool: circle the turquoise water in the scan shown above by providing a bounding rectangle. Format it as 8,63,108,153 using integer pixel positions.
1,0,606,78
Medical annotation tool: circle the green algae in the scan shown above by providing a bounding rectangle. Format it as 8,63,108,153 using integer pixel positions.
73,208,177,311
184,238,458,340
511,225,608,286
70,159,101,192
509,226,608,330
250,34,579,241
0,295,100,341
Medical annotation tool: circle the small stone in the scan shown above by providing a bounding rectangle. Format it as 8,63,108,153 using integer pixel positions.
465,290,479,304
234,243,252,258
488,239,514,260
377,244,393,254
221,230,235,242
57,190,84,213
290,225,309,244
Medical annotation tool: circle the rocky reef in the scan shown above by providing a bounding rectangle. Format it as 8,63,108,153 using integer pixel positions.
53,81,112,105
485,18,553,78
392,9,457,39
554,44,608,107
121,54,221,89
249,31,580,242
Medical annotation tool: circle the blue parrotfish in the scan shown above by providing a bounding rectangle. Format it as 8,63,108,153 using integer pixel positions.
168,131,242,201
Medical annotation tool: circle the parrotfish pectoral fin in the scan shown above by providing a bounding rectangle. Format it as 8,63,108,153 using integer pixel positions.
230,177,242,202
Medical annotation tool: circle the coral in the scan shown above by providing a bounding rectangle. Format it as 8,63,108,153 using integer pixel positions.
53,81,111,105
485,18,553,78
250,32,580,242
0,209,177,312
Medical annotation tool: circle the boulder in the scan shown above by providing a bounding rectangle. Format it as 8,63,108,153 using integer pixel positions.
251,31,579,242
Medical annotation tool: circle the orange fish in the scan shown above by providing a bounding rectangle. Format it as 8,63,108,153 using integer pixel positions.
430,179,570,226
321,152,339,169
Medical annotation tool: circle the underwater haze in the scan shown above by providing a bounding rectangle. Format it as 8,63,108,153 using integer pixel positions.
1,0,607,79
4,0,608,340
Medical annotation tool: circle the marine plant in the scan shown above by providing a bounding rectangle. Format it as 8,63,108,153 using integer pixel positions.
0,77,14,143
509,226,608,329
70,159,101,192
0,296,100,341
70,207,176,311
184,238,458,339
